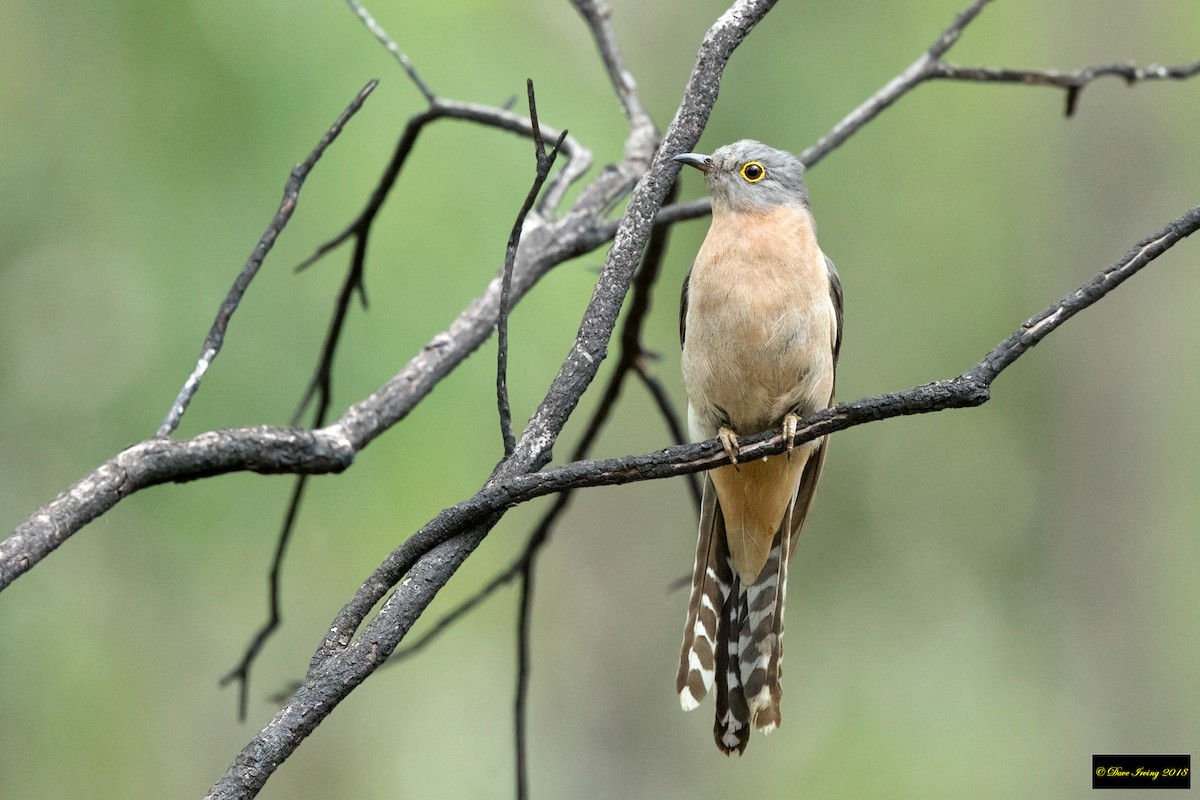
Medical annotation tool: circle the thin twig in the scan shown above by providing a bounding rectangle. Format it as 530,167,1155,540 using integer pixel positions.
344,0,437,103
292,235,370,426
569,0,657,164
155,80,378,439
294,107,437,274
556,0,658,212
221,92,390,716
514,557,536,800
930,58,1200,116
218,476,309,719
498,82,567,458
632,358,701,509
800,0,990,168
293,101,589,274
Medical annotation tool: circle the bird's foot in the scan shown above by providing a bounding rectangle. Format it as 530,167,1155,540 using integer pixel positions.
782,413,800,460
718,427,741,470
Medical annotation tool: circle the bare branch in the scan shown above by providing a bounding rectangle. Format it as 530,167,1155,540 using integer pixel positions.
802,0,1200,164
2,426,353,591
514,552,536,800
800,0,990,167
929,58,1200,116
570,0,657,158
219,476,309,721
633,358,701,508
344,0,436,103
498,82,568,458
294,101,590,283
926,0,992,60
658,30,1200,224
155,80,378,439
969,207,1200,382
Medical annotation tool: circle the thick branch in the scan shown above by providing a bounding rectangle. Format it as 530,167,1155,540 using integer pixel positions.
1,427,353,591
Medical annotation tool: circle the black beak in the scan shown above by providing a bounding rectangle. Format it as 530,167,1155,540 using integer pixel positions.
673,152,712,172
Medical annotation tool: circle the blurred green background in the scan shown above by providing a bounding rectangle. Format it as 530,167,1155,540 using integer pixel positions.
2,1,1198,797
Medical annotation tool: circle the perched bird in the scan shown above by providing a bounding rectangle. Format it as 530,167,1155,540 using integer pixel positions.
673,140,842,755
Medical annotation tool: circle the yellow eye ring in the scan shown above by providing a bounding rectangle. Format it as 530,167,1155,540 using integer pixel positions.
740,161,766,183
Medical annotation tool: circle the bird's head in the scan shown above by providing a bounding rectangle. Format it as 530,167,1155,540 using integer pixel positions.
673,139,809,214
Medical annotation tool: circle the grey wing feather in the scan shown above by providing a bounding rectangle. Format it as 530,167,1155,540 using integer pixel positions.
824,254,843,365
787,438,828,557
679,268,692,347
783,254,841,554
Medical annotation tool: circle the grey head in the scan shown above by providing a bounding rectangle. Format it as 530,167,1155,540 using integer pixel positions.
673,139,808,213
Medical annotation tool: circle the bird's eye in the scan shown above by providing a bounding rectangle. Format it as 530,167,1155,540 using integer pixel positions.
740,161,766,183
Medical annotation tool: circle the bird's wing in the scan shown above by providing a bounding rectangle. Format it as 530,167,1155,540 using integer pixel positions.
824,253,843,366
679,267,692,348
788,438,828,555
784,253,841,555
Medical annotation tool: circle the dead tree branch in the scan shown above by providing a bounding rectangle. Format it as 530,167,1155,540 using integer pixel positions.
497,82,568,458
929,58,1200,116
155,80,378,439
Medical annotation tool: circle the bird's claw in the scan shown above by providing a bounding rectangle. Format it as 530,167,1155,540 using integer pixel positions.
783,413,800,460
718,427,741,470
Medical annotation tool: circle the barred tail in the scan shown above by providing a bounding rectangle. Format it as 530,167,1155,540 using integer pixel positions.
679,482,792,754
678,439,827,754
712,526,787,754
738,526,788,733
713,572,750,754
677,477,731,710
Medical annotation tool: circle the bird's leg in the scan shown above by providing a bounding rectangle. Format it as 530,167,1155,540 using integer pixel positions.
717,426,741,469
782,413,800,460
